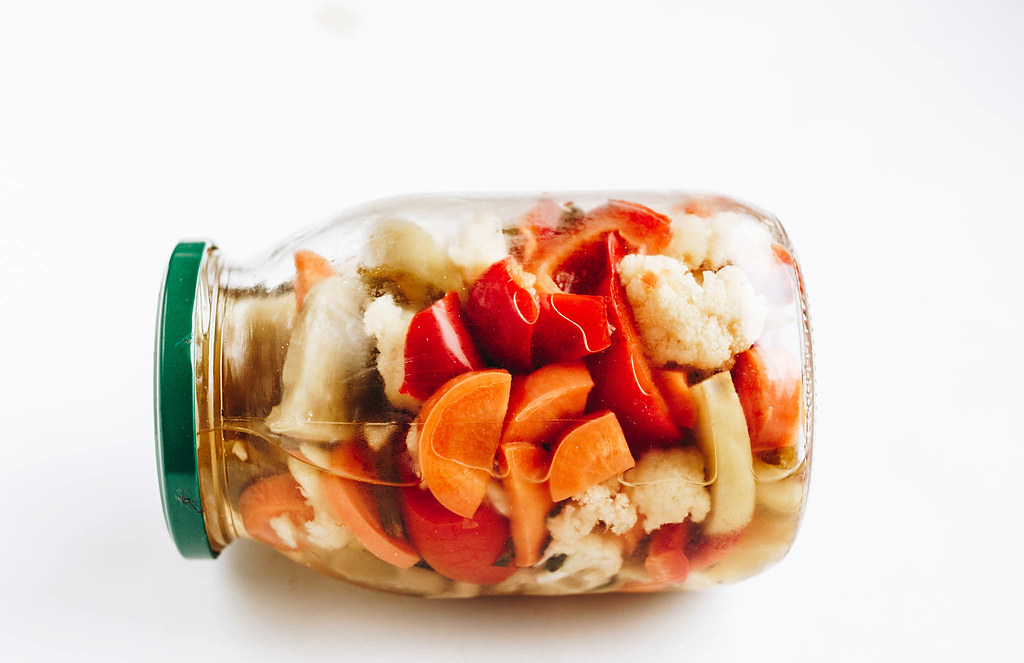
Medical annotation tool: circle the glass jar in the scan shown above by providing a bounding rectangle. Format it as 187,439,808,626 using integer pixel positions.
154,192,814,597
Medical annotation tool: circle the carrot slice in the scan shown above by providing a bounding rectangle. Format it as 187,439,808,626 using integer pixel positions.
417,370,513,518
548,411,635,502
497,363,591,566
502,362,594,447
294,250,336,311
321,458,420,568
237,474,314,551
319,437,420,487
500,442,553,567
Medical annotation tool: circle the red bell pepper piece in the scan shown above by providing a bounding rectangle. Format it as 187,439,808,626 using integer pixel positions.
731,345,802,453
532,293,612,365
465,258,541,373
645,521,691,584
400,291,485,401
525,200,673,294
585,233,681,450
400,487,516,585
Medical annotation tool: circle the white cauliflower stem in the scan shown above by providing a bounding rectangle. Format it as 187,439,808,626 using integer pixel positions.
550,481,638,538
624,447,711,533
618,254,766,371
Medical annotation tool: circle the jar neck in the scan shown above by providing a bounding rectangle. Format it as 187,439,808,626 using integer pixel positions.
194,247,237,551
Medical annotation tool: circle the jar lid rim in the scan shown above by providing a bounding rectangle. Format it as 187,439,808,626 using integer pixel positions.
154,241,217,559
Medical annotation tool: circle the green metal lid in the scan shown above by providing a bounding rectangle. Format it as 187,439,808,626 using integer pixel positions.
154,241,217,559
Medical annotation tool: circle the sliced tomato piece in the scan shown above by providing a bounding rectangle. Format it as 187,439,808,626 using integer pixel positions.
645,522,691,584
525,200,673,293
687,529,744,571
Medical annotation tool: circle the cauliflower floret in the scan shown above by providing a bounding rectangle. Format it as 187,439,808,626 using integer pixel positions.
624,447,711,533
537,480,634,590
448,211,510,283
538,532,624,591
363,295,419,411
618,254,766,371
365,218,465,299
664,211,774,273
287,455,354,551
551,480,638,538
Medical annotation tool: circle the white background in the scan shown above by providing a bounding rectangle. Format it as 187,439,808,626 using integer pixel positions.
1,1,1022,661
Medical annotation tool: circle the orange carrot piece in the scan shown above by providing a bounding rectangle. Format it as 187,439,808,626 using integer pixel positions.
502,362,594,446
417,370,512,518
500,442,553,567
238,474,314,551
294,249,336,311
772,242,805,301
322,469,420,569
495,363,592,566
548,411,635,502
